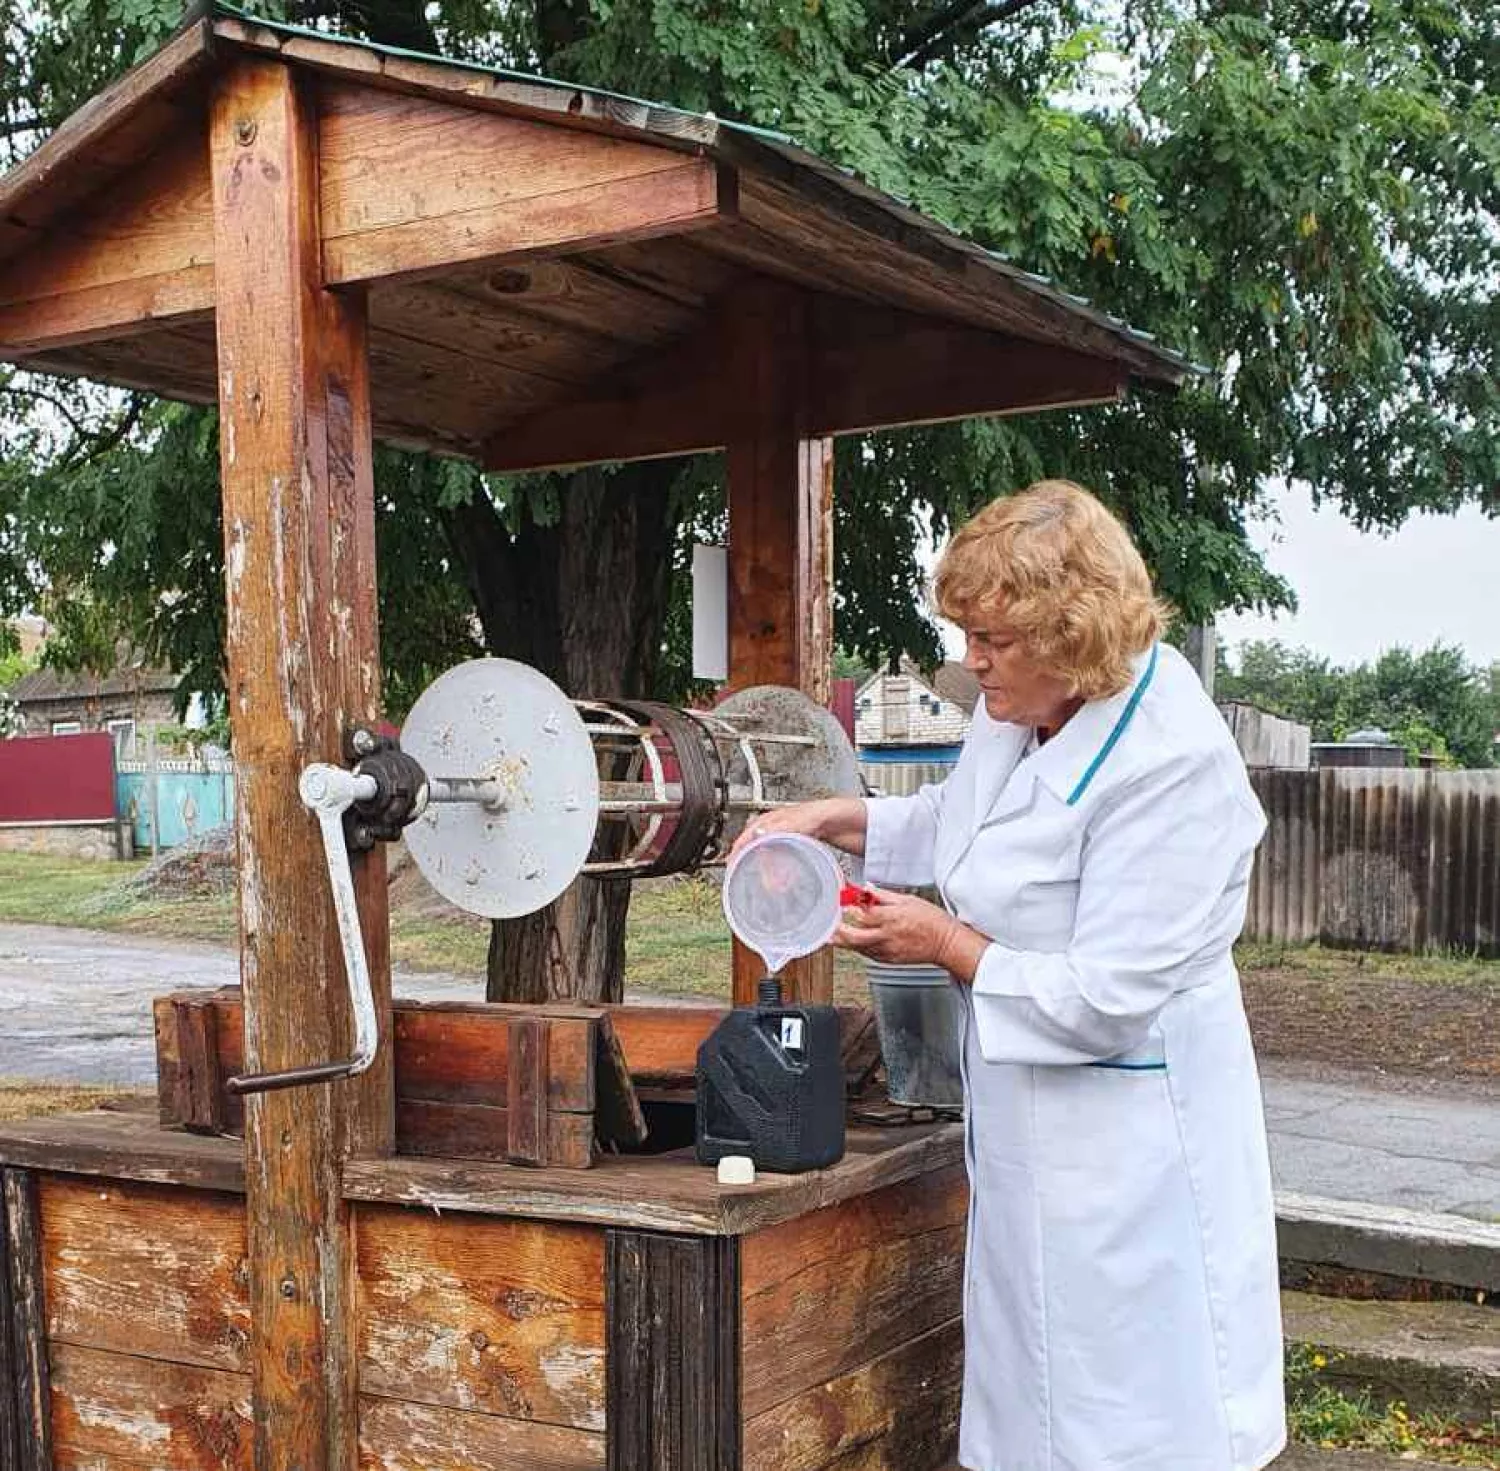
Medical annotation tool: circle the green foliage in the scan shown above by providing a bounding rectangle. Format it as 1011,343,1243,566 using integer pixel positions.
0,0,1494,702
1219,638,1498,767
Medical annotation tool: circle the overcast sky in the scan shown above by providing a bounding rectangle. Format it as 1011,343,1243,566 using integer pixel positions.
1214,482,1500,670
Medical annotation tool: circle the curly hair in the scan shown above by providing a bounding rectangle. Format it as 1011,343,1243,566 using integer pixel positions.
932,480,1170,700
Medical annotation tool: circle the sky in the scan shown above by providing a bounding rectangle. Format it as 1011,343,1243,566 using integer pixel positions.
936,481,1500,671
1213,483,1500,671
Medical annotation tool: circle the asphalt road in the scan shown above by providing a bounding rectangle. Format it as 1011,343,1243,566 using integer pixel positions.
2,922,1496,1222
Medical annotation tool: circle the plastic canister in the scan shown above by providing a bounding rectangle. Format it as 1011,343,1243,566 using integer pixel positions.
865,960,965,1108
721,832,845,974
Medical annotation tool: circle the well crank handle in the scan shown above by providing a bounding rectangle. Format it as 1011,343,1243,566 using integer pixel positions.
226,764,383,1097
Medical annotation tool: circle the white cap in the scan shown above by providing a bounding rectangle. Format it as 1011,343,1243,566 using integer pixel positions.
716,1155,756,1186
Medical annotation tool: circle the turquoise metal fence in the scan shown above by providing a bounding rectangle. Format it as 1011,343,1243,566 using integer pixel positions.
116,760,235,851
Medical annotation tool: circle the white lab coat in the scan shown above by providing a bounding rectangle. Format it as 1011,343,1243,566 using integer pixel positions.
863,644,1285,1471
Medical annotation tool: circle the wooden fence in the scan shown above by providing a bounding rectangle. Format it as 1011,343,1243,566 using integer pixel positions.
1246,768,1500,956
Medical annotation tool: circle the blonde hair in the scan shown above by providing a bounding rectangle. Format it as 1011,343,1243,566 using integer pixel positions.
932,480,1169,700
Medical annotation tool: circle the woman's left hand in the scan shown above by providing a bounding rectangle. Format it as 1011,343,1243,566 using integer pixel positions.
835,886,980,974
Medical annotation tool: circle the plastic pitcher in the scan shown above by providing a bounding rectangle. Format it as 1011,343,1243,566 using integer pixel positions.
722,832,846,975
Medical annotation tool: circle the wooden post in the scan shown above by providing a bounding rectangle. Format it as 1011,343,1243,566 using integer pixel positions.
210,56,392,1471
1,1169,51,1471
726,282,836,1007
606,1231,740,1471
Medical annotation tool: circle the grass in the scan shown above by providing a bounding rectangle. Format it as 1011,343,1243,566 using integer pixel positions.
1285,1345,1500,1466
0,1081,150,1122
1238,939,1500,987
2,852,1497,1002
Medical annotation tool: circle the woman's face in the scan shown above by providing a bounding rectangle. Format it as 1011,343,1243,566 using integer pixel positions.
961,622,1079,729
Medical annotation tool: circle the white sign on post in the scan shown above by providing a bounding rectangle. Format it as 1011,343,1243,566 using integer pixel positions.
692,543,728,682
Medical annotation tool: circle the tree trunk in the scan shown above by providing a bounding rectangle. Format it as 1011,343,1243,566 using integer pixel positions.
441,461,682,1003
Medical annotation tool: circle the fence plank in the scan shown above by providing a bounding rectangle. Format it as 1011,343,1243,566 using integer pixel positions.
1246,768,1500,958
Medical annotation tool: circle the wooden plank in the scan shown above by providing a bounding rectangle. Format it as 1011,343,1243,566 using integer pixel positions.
209,55,377,1471
0,21,213,246
354,1203,606,1428
39,1176,249,1373
484,291,1125,473
508,1017,550,1165
173,996,226,1134
214,15,719,150
731,171,1176,381
0,1165,20,1471
359,1398,605,1470
315,80,732,288
49,1341,251,1470
741,1319,962,1471
726,279,834,1008
0,130,214,351
394,1005,595,1112
162,995,865,1134
591,1014,648,1150
2,1170,51,1471
0,1108,965,1241
369,281,635,385
443,258,701,348
327,162,729,290
606,1231,739,1471
739,1167,967,1419
396,1099,595,1170
0,269,214,354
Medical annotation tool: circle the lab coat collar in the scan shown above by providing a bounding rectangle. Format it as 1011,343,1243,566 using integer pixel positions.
1024,644,1158,806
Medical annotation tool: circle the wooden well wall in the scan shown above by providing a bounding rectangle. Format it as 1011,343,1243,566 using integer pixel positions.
11,1162,966,1471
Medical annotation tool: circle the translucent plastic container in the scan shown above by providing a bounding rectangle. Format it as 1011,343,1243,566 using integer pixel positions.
866,961,965,1108
722,833,845,975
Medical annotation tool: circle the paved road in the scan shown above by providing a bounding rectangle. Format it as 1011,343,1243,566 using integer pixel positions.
2,923,1497,1222
0,922,474,1086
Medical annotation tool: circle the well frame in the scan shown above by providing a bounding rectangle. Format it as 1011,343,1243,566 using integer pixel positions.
0,13,1185,1468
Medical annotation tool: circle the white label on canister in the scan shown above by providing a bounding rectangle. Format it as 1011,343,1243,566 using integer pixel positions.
780,1017,805,1051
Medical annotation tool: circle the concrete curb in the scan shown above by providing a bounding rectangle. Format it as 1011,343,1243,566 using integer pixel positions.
1282,1289,1500,1421
1278,1193,1500,1293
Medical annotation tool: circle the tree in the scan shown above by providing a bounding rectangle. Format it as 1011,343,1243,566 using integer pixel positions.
1219,638,1497,767
2,0,1495,996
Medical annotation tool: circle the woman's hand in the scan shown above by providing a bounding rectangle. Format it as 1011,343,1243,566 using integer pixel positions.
835,886,988,982
731,796,869,859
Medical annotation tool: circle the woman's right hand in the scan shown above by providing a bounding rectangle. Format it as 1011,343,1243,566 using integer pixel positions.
730,796,868,859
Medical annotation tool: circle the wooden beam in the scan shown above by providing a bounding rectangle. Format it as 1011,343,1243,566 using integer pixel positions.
0,130,214,355
2,1169,52,1471
606,1232,740,1471
210,55,389,1471
0,19,213,250
316,80,734,288
725,281,836,1009
483,296,1128,474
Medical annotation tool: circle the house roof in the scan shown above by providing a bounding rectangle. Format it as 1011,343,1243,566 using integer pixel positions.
0,5,1194,468
8,662,178,705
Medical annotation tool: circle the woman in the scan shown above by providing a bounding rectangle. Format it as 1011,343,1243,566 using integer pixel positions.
740,480,1285,1471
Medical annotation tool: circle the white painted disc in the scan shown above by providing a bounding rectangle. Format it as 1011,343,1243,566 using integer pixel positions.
401,659,599,918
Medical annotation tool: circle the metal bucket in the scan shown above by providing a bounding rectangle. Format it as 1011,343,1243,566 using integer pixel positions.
865,961,964,1108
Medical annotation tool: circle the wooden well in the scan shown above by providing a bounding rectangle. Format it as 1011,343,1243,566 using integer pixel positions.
0,10,1185,1468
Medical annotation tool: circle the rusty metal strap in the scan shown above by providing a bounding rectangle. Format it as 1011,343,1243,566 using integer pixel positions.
602,700,724,878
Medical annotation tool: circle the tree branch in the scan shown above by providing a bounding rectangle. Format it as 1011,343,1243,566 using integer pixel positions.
891,0,1047,71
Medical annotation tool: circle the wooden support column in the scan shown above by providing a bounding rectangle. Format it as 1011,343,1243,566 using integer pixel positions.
210,56,391,1471
1,1169,51,1471
726,282,836,1007
606,1231,740,1471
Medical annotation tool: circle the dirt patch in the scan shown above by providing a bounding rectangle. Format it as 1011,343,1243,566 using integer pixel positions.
1243,969,1500,1092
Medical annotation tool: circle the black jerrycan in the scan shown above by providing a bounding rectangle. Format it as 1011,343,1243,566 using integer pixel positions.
695,976,845,1173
